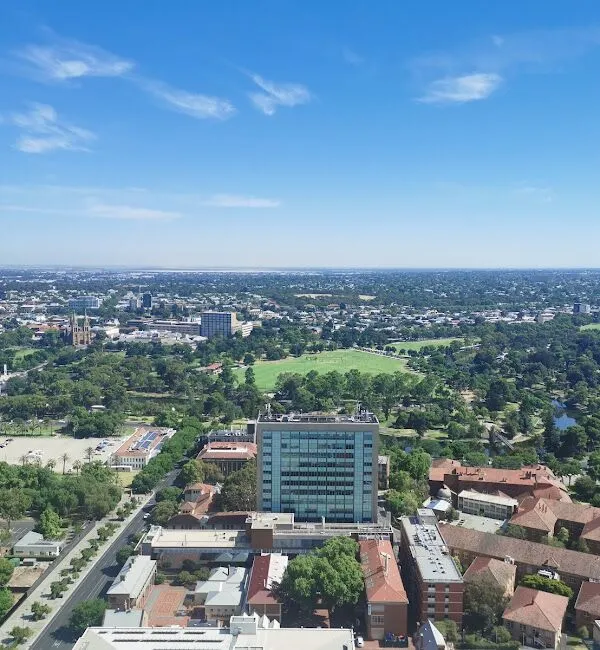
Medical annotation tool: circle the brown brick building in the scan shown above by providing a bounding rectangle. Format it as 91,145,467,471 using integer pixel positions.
359,539,408,640
197,442,257,475
399,510,464,629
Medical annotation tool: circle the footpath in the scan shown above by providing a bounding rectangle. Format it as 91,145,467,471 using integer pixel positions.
0,494,153,648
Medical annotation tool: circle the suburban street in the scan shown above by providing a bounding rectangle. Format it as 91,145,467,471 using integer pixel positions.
29,470,178,650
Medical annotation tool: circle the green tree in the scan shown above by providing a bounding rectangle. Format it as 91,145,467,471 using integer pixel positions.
69,599,106,635
37,508,63,540
520,574,573,599
8,626,32,645
385,490,419,517
0,587,13,617
435,619,459,643
463,577,507,635
175,570,195,586
0,488,32,530
556,527,569,545
150,501,179,526
116,545,135,566
156,487,182,502
0,558,14,586
503,524,527,540
30,601,51,621
219,462,257,511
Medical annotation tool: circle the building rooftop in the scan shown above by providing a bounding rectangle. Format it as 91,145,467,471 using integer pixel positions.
360,539,408,604
145,526,248,550
400,512,463,584
102,609,145,628
503,586,568,633
247,553,288,606
75,613,355,650
113,426,175,458
195,565,248,608
462,556,516,595
510,496,600,533
14,531,61,549
107,555,156,598
459,489,519,508
197,442,257,461
416,619,447,650
575,581,600,619
440,524,600,581
257,411,378,424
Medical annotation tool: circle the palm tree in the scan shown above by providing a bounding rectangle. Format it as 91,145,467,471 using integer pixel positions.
72,460,82,475
60,453,69,474
85,447,94,463
46,459,56,471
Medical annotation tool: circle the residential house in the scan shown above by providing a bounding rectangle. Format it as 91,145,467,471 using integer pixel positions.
462,556,516,597
575,582,600,631
502,587,568,649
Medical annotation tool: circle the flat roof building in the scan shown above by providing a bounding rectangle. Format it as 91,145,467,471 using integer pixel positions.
256,412,379,523
74,612,356,650
13,531,63,558
457,489,518,520
107,555,156,611
399,510,463,628
193,566,248,622
201,311,240,339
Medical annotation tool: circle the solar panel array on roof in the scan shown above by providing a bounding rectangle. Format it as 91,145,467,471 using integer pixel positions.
133,430,159,451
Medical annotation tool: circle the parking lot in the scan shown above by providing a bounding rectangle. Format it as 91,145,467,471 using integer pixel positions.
0,434,128,472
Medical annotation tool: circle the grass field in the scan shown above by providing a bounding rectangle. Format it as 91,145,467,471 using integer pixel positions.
235,349,412,392
117,470,139,488
389,338,462,352
581,323,600,330
8,347,37,360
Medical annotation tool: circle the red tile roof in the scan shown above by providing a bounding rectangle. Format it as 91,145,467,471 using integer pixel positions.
510,497,600,533
575,582,600,619
430,462,564,490
360,540,408,604
247,554,287,606
440,525,600,582
462,556,516,595
503,587,568,633
197,442,257,461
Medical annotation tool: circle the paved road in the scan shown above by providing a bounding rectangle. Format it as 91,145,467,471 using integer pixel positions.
30,470,178,650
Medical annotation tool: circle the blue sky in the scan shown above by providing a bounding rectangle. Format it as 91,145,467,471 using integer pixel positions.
1,1,600,268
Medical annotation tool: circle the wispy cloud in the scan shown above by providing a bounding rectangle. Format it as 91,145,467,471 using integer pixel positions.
248,73,311,116
513,185,554,204
3,103,95,153
86,203,181,220
341,47,364,66
204,194,281,208
15,38,134,82
138,79,236,121
418,73,502,104
412,26,600,104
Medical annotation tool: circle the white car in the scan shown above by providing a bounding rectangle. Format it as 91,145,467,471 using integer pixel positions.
355,636,364,648
143,513,150,520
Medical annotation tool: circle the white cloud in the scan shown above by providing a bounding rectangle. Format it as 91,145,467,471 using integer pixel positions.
86,203,181,220
204,194,281,208
138,79,236,120
16,39,134,81
248,73,311,115
4,103,95,153
418,73,502,104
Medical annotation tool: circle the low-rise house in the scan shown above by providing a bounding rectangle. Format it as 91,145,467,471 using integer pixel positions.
462,556,516,597
502,586,568,649
575,581,600,631
107,555,156,611
193,566,248,622
246,553,287,622
167,484,216,529
12,531,63,558
360,539,408,640
457,490,518,520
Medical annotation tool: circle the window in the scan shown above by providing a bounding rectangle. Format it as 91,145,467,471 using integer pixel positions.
371,615,385,626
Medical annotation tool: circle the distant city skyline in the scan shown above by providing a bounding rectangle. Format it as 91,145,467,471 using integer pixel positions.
1,1,600,267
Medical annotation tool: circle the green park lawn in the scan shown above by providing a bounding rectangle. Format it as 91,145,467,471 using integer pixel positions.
9,347,37,360
236,349,412,392
581,323,600,331
389,338,463,352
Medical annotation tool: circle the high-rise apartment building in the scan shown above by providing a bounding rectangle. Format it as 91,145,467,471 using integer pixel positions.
573,303,591,315
142,292,153,309
68,295,101,310
256,412,379,523
201,311,240,338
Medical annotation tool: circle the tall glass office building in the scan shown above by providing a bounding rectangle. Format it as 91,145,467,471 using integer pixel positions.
256,413,379,523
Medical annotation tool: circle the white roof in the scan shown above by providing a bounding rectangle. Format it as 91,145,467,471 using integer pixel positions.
458,489,518,507
107,555,156,598
195,566,247,608
417,619,446,650
73,613,355,650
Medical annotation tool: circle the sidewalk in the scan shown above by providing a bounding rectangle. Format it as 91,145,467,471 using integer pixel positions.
0,494,152,647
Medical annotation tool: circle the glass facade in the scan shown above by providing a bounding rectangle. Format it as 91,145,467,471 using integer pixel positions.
260,428,374,522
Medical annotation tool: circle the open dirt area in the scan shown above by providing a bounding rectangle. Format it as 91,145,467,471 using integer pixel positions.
0,434,129,471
